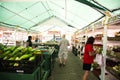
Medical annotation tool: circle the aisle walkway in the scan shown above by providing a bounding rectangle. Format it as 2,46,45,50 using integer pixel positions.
48,50,98,80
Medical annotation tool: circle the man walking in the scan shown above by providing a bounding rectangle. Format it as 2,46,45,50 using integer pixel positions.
58,34,69,67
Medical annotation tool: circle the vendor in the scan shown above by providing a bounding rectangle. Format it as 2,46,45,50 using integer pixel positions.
26,36,32,47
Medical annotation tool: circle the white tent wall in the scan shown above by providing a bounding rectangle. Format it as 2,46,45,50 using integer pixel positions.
31,17,77,33
31,17,76,42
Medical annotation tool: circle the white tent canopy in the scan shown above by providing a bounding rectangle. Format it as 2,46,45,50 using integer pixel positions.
0,0,120,33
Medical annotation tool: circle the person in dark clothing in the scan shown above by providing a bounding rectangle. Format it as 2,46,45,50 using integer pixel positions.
26,36,32,47
34,37,39,48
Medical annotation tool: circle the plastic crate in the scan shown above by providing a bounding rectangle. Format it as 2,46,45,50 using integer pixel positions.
0,55,42,74
0,67,40,80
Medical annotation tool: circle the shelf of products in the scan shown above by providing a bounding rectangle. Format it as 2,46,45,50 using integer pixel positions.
106,64,120,80
82,15,120,79
106,47,120,80
106,22,120,79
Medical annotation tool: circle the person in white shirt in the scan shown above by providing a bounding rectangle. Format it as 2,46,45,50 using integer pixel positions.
58,34,69,67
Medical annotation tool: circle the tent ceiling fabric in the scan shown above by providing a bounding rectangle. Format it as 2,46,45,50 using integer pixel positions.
31,17,77,33
0,0,120,33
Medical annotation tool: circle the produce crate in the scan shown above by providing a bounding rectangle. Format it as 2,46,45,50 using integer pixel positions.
40,56,51,80
42,70,50,80
42,52,51,71
0,67,40,80
0,55,42,74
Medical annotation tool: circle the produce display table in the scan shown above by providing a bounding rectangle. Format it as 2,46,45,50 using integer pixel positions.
38,43,59,58
40,48,55,80
0,44,57,80
0,67,40,80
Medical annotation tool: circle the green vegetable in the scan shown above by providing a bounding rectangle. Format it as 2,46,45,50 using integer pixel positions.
14,63,19,66
3,51,11,56
3,56,8,60
29,56,36,61
20,54,32,60
4,47,11,51
10,46,16,51
8,57,15,60
21,48,27,54
33,49,42,55
15,57,20,60
27,47,33,52
12,46,24,55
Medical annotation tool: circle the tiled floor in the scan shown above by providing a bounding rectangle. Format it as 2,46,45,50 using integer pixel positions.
48,49,119,80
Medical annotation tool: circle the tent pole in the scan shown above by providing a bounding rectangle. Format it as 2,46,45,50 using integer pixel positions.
101,11,111,80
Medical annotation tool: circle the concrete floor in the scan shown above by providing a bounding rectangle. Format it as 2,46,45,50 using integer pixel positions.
48,50,99,80
48,49,119,80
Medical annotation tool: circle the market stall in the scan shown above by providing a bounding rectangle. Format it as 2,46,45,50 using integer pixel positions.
0,0,120,80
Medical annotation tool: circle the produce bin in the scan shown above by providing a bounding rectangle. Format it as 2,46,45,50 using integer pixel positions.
38,43,59,59
39,48,55,80
43,52,51,70
39,60,50,80
0,55,42,74
0,67,40,80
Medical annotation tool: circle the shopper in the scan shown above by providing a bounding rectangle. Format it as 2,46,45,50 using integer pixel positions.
82,36,96,80
34,37,39,48
58,34,69,67
80,42,85,59
26,36,32,47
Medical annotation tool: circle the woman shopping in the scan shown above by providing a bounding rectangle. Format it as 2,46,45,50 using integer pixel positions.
82,36,96,80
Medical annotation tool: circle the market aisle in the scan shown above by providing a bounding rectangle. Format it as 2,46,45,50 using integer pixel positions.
48,49,98,80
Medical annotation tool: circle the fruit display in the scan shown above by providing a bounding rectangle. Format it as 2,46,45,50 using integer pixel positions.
0,45,42,73
106,46,120,79
115,31,120,37
112,46,120,52
108,37,120,41
0,46,42,61
106,60,120,79
113,64,120,73
95,34,103,40
94,44,103,54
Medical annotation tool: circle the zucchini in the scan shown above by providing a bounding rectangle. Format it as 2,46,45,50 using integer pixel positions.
12,46,24,56
14,63,19,66
15,57,20,60
20,54,32,60
3,51,11,57
29,56,36,61
3,56,8,60
8,57,15,60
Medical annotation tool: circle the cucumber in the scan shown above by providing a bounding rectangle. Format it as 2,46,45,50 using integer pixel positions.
27,47,33,51
29,56,36,61
20,54,32,60
15,57,20,60
8,57,15,60
33,49,42,55
14,63,19,66
21,48,27,54
10,46,16,51
12,46,24,56
4,47,12,51
13,57,20,66
3,51,11,57
3,56,8,60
